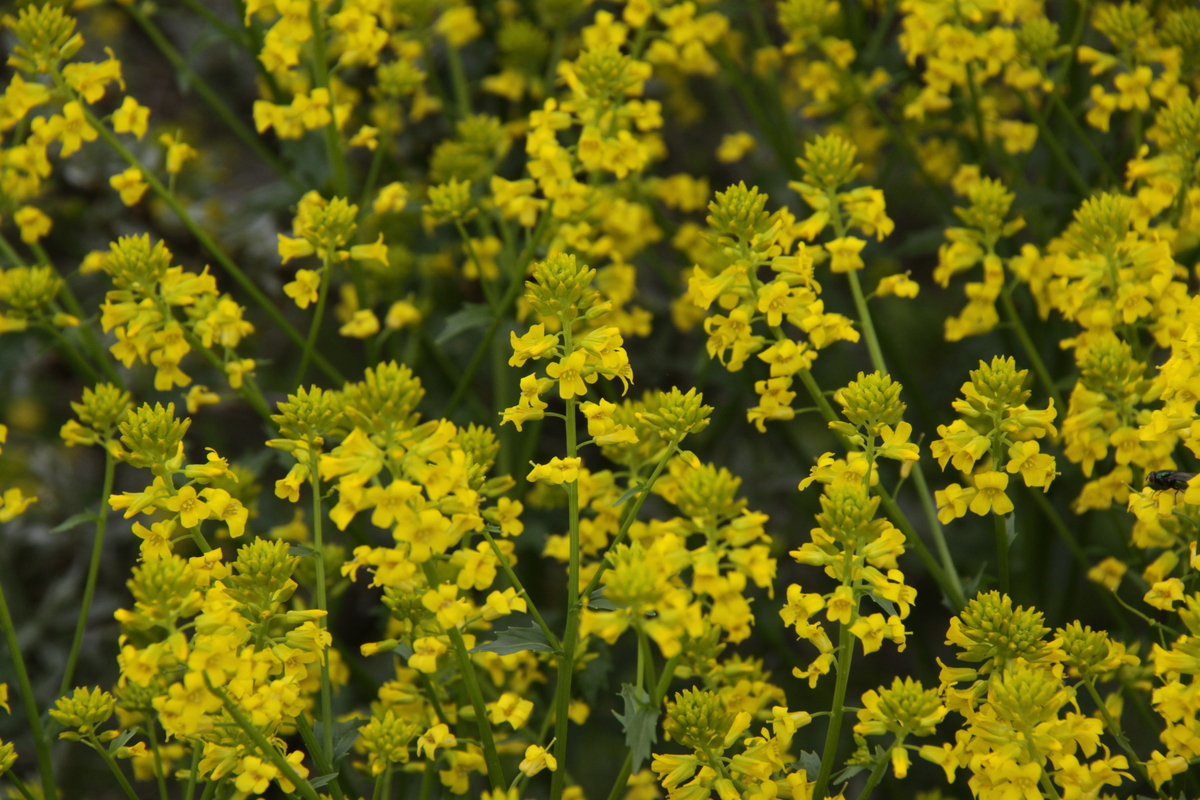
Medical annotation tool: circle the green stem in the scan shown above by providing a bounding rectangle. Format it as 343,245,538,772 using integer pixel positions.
445,44,472,120
42,322,101,384
179,326,273,423
1081,678,1164,798
58,447,115,696
963,61,990,166
1050,93,1115,185
177,0,250,48
1019,93,1090,196
479,526,560,649
856,740,898,800
183,737,201,800
125,4,304,192
6,774,37,800
145,720,170,800
206,679,322,800
846,269,886,374
294,260,333,388
445,210,551,416
0,575,55,800
294,713,347,800
993,513,1010,594
813,620,856,800
419,564,506,788
308,2,349,197
308,467,334,767
549,392,580,800
999,286,1064,412
69,96,346,384
91,737,140,800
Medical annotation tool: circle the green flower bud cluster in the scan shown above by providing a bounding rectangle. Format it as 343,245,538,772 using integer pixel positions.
375,59,425,97
1078,334,1145,399
1015,18,1066,63
602,542,668,608
0,266,62,313
954,178,1022,246
296,195,359,261
570,45,648,108
0,740,14,776
118,402,190,475
861,677,945,737
118,555,203,636
1092,2,1152,49
71,383,132,435
1057,621,1117,678
705,183,773,249
987,661,1068,725
342,361,424,434
49,687,116,741
797,134,861,191
226,538,299,613
669,462,746,529
455,423,502,490
947,591,1054,670
664,688,736,752
1065,193,1132,255
815,482,884,547
359,711,421,775
424,177,476,223
104,235,173,294
956,356,1031,417
525,253,606,324
635,388,712,441
431,114,510,184
4,3,83,74
272,385,341,445
835,371,906,433
381,585,436,636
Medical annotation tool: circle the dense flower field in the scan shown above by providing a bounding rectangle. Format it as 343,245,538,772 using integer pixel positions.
1,0,1199,798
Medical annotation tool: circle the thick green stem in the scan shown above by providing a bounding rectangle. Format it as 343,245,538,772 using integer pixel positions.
91,738,140,800
993,513,1010,594
445,45,472,120
813,620,856,800
308,467,334,766
125,4,304,192
144,722,170,800
549,392,580,800
70,97,345,384
294,261,333,388
58,447,116,696
294,713,347,800
0,576,56,799
846,269,886,373
308,2,349,197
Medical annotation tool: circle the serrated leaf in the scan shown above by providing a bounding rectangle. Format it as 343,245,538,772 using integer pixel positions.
470,623,554,655
51,511,100,534
289,545,317,558
613,684,658,773
587,590,623,612
611,482,645,508
436,303,491,345
833,764,867,785
797,750,821,778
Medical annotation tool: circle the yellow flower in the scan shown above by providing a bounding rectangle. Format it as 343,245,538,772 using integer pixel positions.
159,132,197,174
546,350,590,399
109,167,148,206
716,131,756,163
935,483,974,523
283,269,321,309
435,6,482,47
518,744,557,777
112,96,149,139
384,300,421,329
968,472,1013,516
825,237,866,273
14,206,51,243
340,309,380,338
527,457,582,485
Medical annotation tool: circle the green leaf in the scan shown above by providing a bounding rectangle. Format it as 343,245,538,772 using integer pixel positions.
106,728,137,753
611,482,646,508
587,589,623,612
796,750,822,778
289,545,318,558
51,511,100,534
470,622,554,655
309,773,339,789
613,684,658,773
392,641,414,659
833,764,867,785
1005,513,1017,548
436,303,491,345
866,591,897,618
